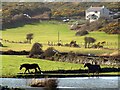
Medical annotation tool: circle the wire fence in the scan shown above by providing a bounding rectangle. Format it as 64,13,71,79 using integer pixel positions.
1,38,119,49
42,41,119,49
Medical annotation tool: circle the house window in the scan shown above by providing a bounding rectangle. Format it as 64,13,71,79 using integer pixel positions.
95,11,98,13
91,14,98,20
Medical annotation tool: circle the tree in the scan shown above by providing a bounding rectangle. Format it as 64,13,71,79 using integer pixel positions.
84,37,96,48
26,33,33,44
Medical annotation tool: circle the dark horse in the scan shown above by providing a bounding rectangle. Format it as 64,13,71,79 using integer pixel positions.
20,63,42,74
84,63,101,75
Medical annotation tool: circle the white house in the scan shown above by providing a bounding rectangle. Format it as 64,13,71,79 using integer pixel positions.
86,6,110,22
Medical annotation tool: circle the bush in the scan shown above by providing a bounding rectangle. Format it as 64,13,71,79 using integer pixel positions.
43,47,59,57
75,30,89,36
29,43,43,57
99,22,120,34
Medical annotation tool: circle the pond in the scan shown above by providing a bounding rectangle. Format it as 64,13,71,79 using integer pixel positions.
0,77,119,90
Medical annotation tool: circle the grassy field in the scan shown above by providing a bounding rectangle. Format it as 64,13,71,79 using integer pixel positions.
0,21,119,77
1,55,83,77
1,55,118,77
0,21,119,55
0,55,117,77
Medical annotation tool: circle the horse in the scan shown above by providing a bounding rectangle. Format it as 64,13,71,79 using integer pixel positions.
20,63,42,74
84,63,101,76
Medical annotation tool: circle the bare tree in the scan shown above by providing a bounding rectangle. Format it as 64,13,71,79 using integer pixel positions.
84,37,96,48
26,33,33,44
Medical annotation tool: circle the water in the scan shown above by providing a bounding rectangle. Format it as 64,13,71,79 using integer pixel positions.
0,77,119,89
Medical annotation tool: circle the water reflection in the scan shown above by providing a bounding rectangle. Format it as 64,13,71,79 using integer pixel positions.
0,77,119,89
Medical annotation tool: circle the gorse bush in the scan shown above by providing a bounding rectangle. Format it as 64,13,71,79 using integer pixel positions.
99,22,120,34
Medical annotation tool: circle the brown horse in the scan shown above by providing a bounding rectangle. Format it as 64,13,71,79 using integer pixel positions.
84,63,101,75
20,63,42,74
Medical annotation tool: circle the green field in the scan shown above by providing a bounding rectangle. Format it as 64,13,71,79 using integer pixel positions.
1,55,84,77
0,21,119,77
0,21,119,55
1,55,118,77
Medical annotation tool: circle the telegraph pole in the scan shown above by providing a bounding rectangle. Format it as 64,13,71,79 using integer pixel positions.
58,31,60,43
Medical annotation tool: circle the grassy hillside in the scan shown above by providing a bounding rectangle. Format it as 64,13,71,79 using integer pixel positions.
0,21,119,53
2,2,119,29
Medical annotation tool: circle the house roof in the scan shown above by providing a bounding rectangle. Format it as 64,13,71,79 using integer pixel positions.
86,6,104,12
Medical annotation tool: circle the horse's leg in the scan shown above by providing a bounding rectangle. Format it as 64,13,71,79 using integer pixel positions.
96,71,99,76
35,68,37,73
24,69,27,74
28,69,30,73
93,72,94,76
37,66,41,73
88,70,90,77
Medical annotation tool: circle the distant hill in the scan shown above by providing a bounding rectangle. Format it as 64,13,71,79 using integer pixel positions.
2,2,119,29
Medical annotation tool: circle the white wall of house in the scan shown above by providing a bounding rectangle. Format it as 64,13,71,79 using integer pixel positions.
86,6,110,22
86,11,100,19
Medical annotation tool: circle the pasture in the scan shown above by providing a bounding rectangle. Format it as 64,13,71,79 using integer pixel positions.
0,21,119,55
0,21,119,77
1,55,83,77
1,55,118,78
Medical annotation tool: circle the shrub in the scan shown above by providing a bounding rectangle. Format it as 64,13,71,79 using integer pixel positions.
43,47,59,57
99,22,120,34
75,30,89,36
29,42,43,57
